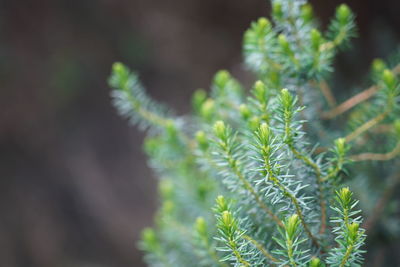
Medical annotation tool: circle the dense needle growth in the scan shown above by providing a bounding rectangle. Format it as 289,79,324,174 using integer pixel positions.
109,0,400,266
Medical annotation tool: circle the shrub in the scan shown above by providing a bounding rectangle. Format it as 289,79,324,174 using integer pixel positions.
109,0,400,266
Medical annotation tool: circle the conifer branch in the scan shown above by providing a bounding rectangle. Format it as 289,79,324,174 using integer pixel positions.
213,121,284,228
321,84,379,119
321,63,400,119
278,89,327,235
317,80,336,107
345,111,388,142
273,177,321,250
363,168,400,232
253,121,322,250
108,1,397,265
350,142,400,161
328,188,365,266
242,235,278,263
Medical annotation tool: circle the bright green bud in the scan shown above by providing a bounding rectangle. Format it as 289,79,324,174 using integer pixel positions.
285,214,300,240
337,4,351,25
221,211,234,227
162,200,174,214
337,187,352,208
309,257,324,267
249,116,261,131
159,179,174,199
310,29,322,51
258,123,271,145
335,138,347,156
165,119,177,137
216,195,228,212
301,4,314,23
272,2,283,19
141,228,158,250
394,120,400,139
200,98,215,120
348,222,360,241
382,69,396,89
280,88,293,108
112,62,125,75
111,62,130,88
192,89,207,113
239,104,251,120
213,120,227,140
195,217,207,236
257,17,270,30
143,137,158,155
195,130,209,151
372,58,386,75
214,70,230,88
278,34,290,53
253,80,267,103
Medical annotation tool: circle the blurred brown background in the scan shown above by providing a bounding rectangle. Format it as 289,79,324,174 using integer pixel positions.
0,0,399,266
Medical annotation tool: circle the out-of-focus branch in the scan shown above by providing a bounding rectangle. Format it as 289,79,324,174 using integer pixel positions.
363,167,400,233
322,64,400,119
316,80,337,108
345,111,388,142
350,142,400,161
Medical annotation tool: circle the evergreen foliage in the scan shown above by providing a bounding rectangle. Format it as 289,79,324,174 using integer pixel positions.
109,0,400,266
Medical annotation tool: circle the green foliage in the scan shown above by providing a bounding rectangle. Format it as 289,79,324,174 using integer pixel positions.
109,0,400,266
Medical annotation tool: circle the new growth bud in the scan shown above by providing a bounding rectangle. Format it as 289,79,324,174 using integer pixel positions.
253,80,268,104
335,138,347,156
337,187,352,208
310,29,322,51
195,130,209,151
382,69,396,90
257,17,271,30
195,217,207,236
112,62,125,75
214,70,231,89
285,214,300,240
348,222,360,242
249,116,261,131
200,98,215,120
221,211,234,228
141,228,158,250
394,120,400,139
159,179,174,200
272,2,283,19
216,195,228,213
280,88,293,108
192,89,207,113
301,4,314,23
278,34,290,53
309,257,323,267
337,4,351,25
213,121,227,140
258,123,271,145
371,58,386,75
239,104,251,120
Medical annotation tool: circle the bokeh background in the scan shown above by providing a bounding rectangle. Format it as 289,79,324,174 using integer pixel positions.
1,0,399,266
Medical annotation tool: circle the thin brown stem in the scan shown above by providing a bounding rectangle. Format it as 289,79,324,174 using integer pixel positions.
345,111,388,143
312,80,336,108
350,142,400,161
322,64,400,119
321,85,379,119
363,167,400,233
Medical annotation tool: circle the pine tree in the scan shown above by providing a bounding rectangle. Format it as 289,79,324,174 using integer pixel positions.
109,0,400,266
